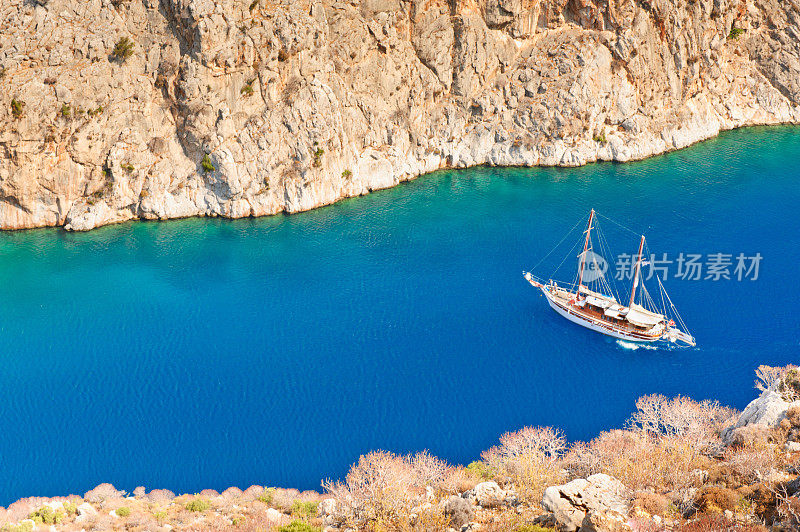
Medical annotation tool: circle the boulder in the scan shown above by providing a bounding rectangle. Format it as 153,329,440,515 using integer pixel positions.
75,502,98,523
542,474,631,532
581,509,631,532
318,498,336,516
265,507,283,522
466,481,506,508
721,389,800,444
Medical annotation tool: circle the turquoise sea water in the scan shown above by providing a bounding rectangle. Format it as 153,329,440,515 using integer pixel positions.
0,127,798,504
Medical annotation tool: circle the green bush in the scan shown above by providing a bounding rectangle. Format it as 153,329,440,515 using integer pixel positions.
122,163,134,173
728,27,745,40
185,498,212,512
10,98,24,119
60,104,71,118
312,147,324,168
116,506,131,517
256,488,274,504
593,132,607,143
514,526,557,532
466,460,493,480
63,500,78,516
201,154,215,173
152,509,168,524
112,37,135,61
342,169,352,179
28,506,64,525
277,520,321,532
241,83,254,96
290,500,318,519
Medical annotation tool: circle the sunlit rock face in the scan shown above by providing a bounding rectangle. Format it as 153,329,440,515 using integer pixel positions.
0,0,798,230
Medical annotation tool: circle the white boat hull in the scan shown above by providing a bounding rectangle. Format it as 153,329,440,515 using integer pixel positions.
542,288,662,343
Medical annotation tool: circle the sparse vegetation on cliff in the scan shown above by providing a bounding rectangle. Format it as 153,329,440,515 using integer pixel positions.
184,498,211,512
200,154,215,173
312,146,324,168
112,37,134,61
729,27,746,40
10,99,24,119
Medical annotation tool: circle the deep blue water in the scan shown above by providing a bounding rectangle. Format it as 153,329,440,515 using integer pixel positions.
0,127,798,504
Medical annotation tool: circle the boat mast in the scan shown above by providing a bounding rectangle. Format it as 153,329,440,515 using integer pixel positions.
629,235,645,308
575,209,595,297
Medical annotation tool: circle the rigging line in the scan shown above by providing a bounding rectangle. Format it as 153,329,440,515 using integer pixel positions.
551,237,583,281
595,212,643,238
595,218,623,303
657,276,691,334
528,213,587,273
659,279,668,317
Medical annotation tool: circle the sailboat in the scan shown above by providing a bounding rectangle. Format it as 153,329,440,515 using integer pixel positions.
523,209,696,346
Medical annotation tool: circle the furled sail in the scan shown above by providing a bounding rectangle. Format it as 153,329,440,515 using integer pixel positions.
625,304,663,327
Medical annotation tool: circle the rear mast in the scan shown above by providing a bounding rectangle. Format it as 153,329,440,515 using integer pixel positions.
629,235,645,308
575,209,595,297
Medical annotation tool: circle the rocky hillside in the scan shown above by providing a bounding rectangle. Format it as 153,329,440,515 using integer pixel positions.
1,0,798,230
2,364,800,531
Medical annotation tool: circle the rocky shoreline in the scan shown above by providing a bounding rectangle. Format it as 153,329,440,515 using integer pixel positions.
1,0,799,231
2,364,800,531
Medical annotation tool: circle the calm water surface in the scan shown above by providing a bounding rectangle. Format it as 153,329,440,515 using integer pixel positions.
0,127,798,503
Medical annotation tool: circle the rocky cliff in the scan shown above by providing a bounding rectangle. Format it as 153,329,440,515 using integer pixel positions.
1,0,798,230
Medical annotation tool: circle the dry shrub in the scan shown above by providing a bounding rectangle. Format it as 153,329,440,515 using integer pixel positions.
777,492,800,528
633,490,670,516
481,426,566,503
755,365,786,393
782,368,800,401
707,463,740,488
679,514,767,532
739,483,778,523
728,425,781,449
755,365,800,401
144,489,175,502
628,394,737,456
446,465,479,494
564,428,709,494
724,440,782,484
322,450,453,530
786,405,800,428
472,507,528,531
695,486,740,514
84,483,123,503
271,488,301,510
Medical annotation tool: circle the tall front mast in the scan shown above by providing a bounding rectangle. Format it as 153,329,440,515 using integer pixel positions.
576,209,595,297
629,235,645,308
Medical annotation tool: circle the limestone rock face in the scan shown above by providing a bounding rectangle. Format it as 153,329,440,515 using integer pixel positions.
0,0,799,230
722,389,800,444
542,474,631,532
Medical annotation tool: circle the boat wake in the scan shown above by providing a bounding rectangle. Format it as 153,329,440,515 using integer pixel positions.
616,340,659,351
